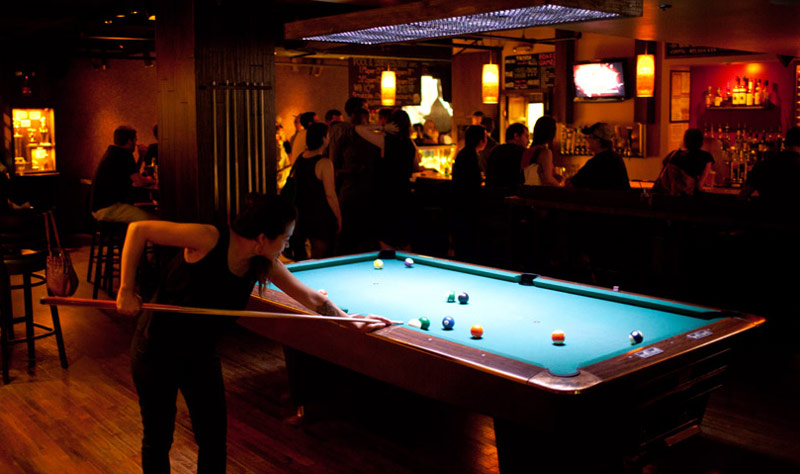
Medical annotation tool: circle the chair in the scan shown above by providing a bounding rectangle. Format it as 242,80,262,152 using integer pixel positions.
0,210,68,384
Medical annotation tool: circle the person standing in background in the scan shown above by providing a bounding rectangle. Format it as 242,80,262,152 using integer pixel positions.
289,112,317,165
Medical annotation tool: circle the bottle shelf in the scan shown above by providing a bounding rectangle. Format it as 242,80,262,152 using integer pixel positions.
706,105,771,111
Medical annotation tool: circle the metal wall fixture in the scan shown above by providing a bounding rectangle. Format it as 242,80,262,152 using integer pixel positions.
210,81,271,219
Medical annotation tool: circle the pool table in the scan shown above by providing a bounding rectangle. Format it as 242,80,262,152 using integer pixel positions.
243,251,764,472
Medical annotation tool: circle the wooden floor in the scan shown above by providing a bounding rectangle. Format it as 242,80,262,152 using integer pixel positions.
1,237,799,473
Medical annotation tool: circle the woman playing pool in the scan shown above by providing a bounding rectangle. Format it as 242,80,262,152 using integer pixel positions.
116,192,390,473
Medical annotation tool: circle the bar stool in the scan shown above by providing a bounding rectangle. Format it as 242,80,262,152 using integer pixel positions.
0,211,68,384
92,221,128,299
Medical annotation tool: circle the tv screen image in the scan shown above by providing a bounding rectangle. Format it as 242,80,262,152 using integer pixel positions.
573,62,626,99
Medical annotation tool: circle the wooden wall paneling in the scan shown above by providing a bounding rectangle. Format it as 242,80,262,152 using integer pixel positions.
554,29,575,125
156,0,200,223
156,0,277,225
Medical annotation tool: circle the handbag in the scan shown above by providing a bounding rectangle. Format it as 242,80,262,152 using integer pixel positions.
44,210,79,297
652,150,696,196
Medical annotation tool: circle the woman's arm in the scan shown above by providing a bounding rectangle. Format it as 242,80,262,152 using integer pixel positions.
269,260,391,331
317,158,342,232
538,148,563,187
355,124,385,151
116,221,219,315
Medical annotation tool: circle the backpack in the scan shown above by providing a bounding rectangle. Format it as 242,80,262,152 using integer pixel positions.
653,150,696,196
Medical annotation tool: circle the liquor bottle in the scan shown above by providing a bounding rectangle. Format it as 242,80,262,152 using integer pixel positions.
733,77,742,106
745,77,754,106
714,87,723,107
705,86,713,107
725,83,732,106
754,79,762,106
763,80,770,105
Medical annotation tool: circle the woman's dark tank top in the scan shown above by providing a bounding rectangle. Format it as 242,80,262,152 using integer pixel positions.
294,154,336,228
132,226,257,356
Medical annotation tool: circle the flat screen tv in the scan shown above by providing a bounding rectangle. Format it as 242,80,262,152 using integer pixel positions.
572,61,627,100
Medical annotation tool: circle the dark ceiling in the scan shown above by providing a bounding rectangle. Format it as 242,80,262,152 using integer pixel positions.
3,0,800,64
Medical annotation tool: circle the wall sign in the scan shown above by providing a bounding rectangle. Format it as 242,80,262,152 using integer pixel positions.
349,58,450,107
504,52,556,91
666,43,755,59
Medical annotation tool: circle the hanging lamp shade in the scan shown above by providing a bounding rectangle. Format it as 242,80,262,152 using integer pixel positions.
482,63,499,104
381,70,396,106
636,54,655,98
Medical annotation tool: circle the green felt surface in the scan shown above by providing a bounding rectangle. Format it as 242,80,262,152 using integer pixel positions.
275,253,723,375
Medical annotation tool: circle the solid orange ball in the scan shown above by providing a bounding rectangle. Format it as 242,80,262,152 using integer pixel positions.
470,325,484,339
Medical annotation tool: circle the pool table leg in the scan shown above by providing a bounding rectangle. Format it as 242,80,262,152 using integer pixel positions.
493,418,626,474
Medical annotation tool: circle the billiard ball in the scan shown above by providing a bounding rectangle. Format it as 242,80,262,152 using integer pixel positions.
612,285,620,292
404,257,414,267
442,316,455,330
447,291,456,303
629,330,644,345
552,329,565,345
419,317,431,330
318,289,328,296
407,319,422,329
470,325,483,339
457,292,469,304
373,259,384,269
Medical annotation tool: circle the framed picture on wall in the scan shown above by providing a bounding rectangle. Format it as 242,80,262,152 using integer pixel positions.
670,71,691,122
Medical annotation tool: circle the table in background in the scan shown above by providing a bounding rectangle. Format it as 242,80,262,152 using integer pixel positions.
243,251,763,472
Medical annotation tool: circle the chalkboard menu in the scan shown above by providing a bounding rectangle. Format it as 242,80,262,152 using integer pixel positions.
666,43,755,58
348,58,450,108
504,52,556,90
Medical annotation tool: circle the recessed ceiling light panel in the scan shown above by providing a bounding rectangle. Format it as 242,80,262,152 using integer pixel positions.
302,5,622,44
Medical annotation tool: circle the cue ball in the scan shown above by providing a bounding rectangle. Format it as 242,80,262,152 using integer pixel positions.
612,285,620,292
407,319,422,329
404,257,414,267
457,292,469,304
373,259,384,269
552,330,565,345
419,317,431,330
470,325,483,339
447,291,456,303
442,316,455,330
629,330,644,345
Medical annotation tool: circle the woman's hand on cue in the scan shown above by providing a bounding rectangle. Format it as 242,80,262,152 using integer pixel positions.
116,287,143,316
340,313,393,332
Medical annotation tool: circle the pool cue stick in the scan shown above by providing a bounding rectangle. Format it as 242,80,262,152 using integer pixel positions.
245,84,253,193
212,81,219,209
232,84,240,214
40,297,404,325
225,81,232,218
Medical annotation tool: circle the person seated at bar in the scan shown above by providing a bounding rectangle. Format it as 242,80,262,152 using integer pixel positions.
567,122,630,190
91,125,156,223
484,123,529,193
521,116,563,187
740,126,800,208
0,163,33,212
421,119,439,145
478,116,498,173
